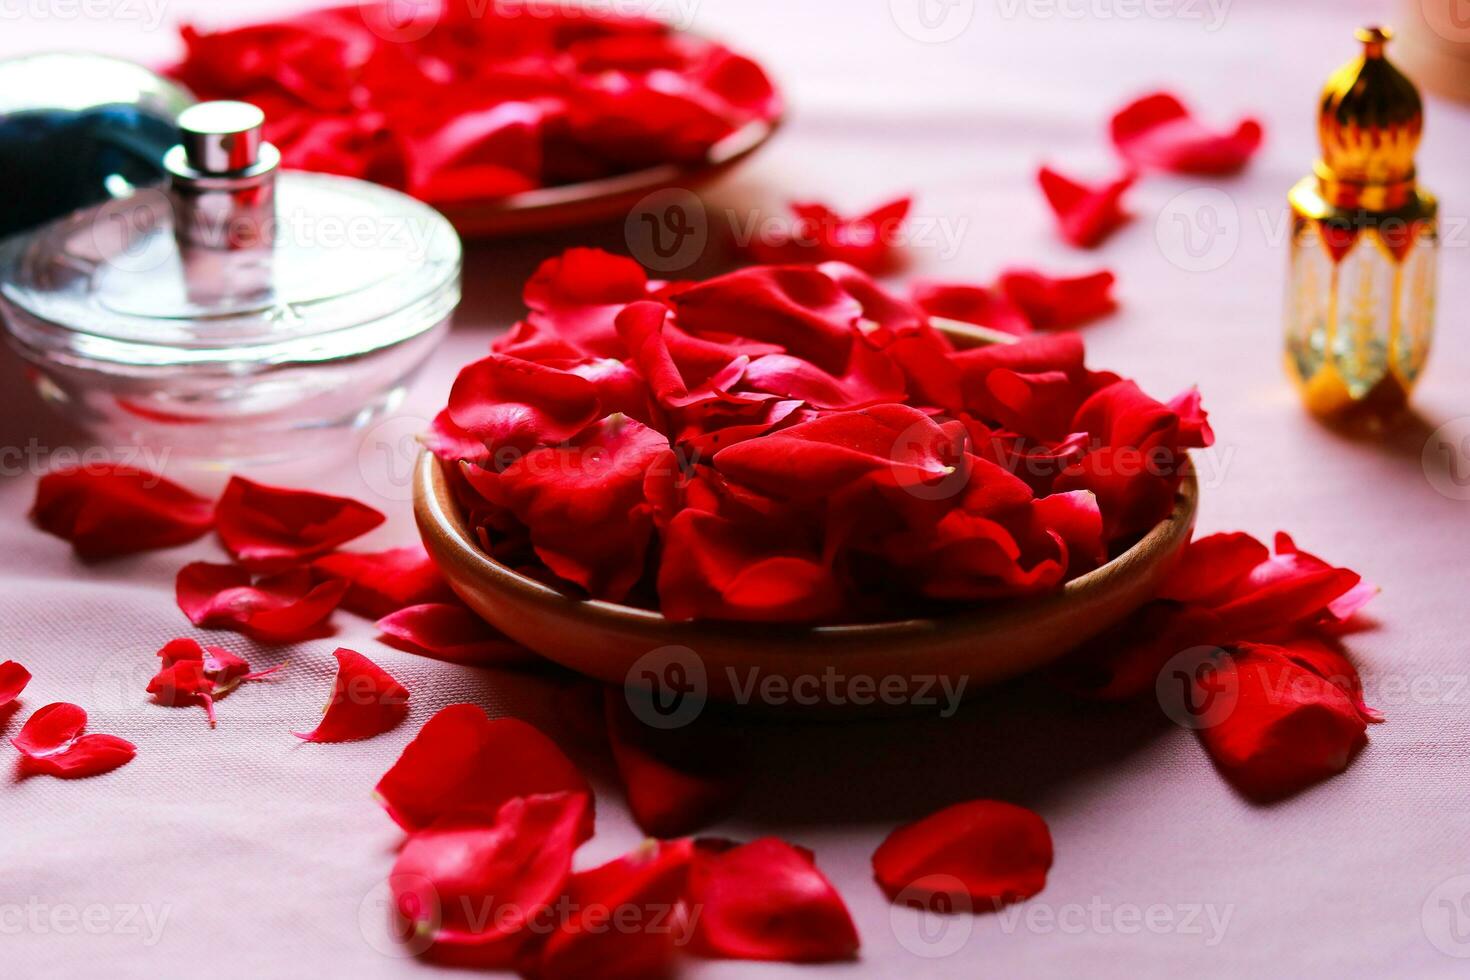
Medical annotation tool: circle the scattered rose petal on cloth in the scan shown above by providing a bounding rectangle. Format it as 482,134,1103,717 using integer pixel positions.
176,562,348,643
1195,642,1369,801
1110,91,1263,175
1037,166,1135,248
147,637,282,728
1070,531,1373,701
31,465,214,560
872,800,1053,909
215,477,385,572
603,686,744,837
687,837,859,962
374,704,592,834
376,603,534,666
0,661,31,706
528,837,694,980
11,702,135,778
293,648,409,743
741,196,912,272
311,546,456,618
390,792,592,968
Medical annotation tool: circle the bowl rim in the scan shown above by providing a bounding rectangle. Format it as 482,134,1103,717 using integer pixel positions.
415,449,1199,640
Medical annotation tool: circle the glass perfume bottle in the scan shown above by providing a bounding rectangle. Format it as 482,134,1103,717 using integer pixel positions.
0,100,461,463
1284,25,1438,426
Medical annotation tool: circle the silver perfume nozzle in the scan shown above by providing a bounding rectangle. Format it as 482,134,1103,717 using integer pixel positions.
178,101,265,174
165,100,280,251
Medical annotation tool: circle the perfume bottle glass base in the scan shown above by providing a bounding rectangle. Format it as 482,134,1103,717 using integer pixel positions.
0,171,461,464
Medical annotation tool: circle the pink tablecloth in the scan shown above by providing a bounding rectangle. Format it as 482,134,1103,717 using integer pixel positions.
3,1,1469,976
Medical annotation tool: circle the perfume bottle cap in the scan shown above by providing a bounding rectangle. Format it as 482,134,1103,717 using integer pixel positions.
1315,24,1424,210
177,101,265,174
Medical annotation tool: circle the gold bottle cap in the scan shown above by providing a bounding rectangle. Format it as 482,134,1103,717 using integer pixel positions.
1315,25,1423,210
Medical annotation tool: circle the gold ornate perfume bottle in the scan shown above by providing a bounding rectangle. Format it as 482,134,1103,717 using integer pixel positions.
1285,25,1438,425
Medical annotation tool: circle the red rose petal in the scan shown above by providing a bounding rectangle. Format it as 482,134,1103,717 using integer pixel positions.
1055,379,1205,540
614,300,748,409
149,637,283,728
293,648,409,743
1111,92,1263,175
995,268,1117,330
1264,532,1379,624
657,509,842,623
216,477,385,572
449,353,604,459
11,702,136,778
1037,166,1135,248
713,404,964,500
31,465,214,560
495,415,672,601
1262,634,1382,725
376,603,534,666
312,546,456,618
743,333,908,410
911,280,1032,336
176,562,348,643
603,686,743,837
530,837,694,980
374,704,592,834
1196,643,1367,801
670,265,860,375
1156,531,1271,605
743,196,911,273
689,837,859,962
872,800,1052,908
390,792,590,967
0,661,31,706
522,247,651,358
424,408,492,467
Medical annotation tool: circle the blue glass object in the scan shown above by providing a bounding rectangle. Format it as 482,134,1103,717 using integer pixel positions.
0,54,192,238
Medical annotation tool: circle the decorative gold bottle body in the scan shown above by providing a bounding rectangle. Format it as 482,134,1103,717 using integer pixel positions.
1284,26,1438,424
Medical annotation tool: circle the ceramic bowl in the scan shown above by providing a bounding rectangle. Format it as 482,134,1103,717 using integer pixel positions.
413,319,1198,711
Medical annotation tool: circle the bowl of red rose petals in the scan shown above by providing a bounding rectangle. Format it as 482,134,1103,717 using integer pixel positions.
413,248,1206,708
168,2,782,236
